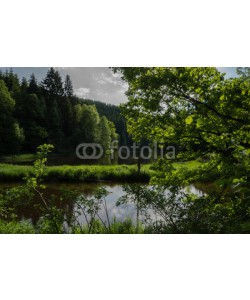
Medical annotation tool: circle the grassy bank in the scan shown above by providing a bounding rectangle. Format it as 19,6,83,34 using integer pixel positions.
0,160,202,182
0,164,151,182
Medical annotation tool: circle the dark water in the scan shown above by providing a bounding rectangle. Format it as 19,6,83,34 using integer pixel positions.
0,182,208,226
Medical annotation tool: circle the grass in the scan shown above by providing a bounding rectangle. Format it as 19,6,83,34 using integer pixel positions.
0,153,37,163
0,164,33,181
72,219,145,234
0,218,145,234
0,160,202,182
173,160,202,170
0,163,151,182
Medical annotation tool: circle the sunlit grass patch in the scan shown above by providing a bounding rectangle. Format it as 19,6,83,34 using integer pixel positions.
0,161,202,182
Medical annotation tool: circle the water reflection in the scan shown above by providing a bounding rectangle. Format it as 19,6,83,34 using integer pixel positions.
0,182,207,227
76,185,161,226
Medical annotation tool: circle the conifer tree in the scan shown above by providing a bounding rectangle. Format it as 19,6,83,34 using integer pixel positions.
64,74,74,98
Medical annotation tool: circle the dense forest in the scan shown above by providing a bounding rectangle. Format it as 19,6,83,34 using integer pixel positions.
0,68,130,155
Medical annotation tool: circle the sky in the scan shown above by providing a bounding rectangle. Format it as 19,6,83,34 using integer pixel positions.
0,67,238,106
217,67,237,78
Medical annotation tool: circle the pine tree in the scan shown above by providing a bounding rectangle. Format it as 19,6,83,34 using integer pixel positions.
64,74,74,98
28,73,39,94
46,99,63,149
21,77,28,92
42,68,64,98
2,69,20,97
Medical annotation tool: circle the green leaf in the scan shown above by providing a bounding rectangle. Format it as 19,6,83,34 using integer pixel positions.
185,115,193,125
233,178,240,184
196,118,203,128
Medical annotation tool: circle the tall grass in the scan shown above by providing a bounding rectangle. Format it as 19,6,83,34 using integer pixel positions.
0,218,144,234
0,164,33,181
0,160,201,182
72,219,145,234
46,164,151,182
0,163,152,182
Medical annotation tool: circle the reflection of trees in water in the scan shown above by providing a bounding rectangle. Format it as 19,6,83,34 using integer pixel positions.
4,181,246,233
117,184,151,232
117,184,245,233
117,184,181,232
1,185,79,226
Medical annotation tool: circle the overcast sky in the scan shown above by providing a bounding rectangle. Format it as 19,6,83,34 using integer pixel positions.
0,67,238,105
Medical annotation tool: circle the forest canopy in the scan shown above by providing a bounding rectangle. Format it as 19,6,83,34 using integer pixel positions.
0,68,130,154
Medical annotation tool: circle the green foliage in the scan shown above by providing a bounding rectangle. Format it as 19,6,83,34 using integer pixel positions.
14,92,47,151
28,73,40,94
0,145,147,233
0,80,24,154
98,116,112,153
64,74,74,97
73,103,100,144
46,100,63,148
236,67,250,82
0,68,122,153
41,67,64,97
79,98,130,146
0,143,248,233
114,67,250,229
116,184,249,234
0,144,58,232
72,218,144,234
0,220,35,234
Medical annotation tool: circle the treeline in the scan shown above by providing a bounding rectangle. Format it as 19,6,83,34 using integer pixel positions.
0,68,130,155
78,98,131,146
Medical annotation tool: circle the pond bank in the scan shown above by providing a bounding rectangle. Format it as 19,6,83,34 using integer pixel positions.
0,160,202,182
0,164,152,182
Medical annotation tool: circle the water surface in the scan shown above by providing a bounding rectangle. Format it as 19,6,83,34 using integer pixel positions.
0,182,208,226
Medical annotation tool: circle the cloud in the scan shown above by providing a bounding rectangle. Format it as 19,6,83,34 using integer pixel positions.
94,71,127,87
74,87,90,97
55,67,128,105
